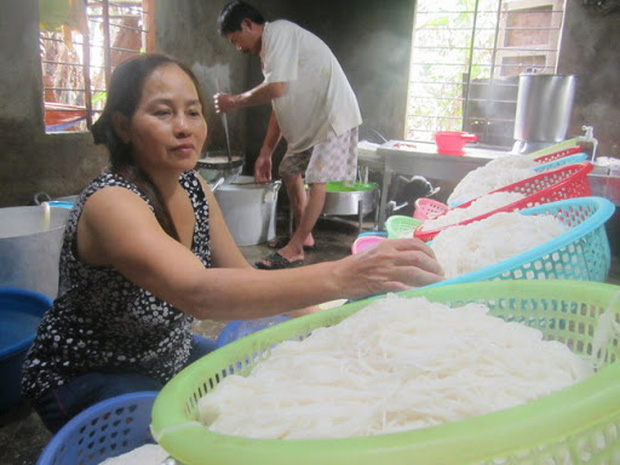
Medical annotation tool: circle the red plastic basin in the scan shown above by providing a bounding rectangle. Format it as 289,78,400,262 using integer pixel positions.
434,131,478,155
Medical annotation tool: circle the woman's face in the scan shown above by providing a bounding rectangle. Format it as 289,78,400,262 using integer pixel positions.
121,64,208,176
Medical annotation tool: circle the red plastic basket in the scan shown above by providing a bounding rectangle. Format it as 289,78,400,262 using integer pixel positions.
414,162,594,242
413,198,449,220
529,145,584,164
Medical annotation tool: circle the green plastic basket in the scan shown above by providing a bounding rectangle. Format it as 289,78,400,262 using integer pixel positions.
385,215,423,239
151,280,620,465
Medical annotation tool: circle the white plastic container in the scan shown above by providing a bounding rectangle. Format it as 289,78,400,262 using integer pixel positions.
214,176,281,246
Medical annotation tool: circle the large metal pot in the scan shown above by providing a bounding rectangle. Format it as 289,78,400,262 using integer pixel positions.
214,176,281,246
513,74,577,144
0,206,70,298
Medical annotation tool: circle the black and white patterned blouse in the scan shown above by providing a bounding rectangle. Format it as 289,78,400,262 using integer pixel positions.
22,170,211,400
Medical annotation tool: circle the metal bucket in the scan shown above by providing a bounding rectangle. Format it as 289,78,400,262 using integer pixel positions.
0,206,69,298
214,176,281,246
513,74,577,144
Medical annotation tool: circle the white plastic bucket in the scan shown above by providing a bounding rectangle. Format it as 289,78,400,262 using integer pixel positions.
214,176,281,246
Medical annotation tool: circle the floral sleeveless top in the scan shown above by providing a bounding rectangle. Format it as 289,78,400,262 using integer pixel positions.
22,170,211,400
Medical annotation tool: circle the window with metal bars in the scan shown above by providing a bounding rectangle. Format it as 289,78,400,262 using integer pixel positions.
405,0,565,148
39,0,155,133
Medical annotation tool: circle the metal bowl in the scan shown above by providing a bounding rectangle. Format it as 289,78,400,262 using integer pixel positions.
196,150,244,186
323,181,378,216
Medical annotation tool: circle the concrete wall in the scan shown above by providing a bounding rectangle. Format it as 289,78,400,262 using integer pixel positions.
0,0,108,207
1,0,618,208
559,3,620,157
156,0,251,156
157,0,415,173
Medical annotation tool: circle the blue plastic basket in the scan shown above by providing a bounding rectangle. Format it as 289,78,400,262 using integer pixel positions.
533,152,588,172
0,287,52,412
432,196,615,288
216,315,292,348
37,391,158,465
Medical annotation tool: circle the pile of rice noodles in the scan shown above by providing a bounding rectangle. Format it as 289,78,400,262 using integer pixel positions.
420,192,526,232
98,444,168,465
198,295,592,440
430,211,569,279
447,155,538,206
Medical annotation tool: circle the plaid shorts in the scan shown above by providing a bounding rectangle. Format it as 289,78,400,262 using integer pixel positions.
278,127,359,184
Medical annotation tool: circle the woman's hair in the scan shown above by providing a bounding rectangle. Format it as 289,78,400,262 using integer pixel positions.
217,1,265,36
91,53,207,241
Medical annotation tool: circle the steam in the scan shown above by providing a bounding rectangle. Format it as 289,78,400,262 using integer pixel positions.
191,62,232,98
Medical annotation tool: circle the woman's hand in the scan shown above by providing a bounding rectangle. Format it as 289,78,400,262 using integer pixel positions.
333,238,445,299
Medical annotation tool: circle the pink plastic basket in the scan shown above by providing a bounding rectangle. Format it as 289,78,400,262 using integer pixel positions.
413,198,449,221
414,162,594,242
351,235,386,254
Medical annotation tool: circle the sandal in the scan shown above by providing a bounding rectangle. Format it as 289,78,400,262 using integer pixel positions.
267,236,316,250
255,252,304,270
267,236,290,249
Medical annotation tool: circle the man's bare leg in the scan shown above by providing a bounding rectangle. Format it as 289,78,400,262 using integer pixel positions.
286,174,317,247
260,179,326,265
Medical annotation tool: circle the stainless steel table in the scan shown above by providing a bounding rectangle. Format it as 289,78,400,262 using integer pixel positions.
373,141,512,227
589,169,620,206
359,140,620,229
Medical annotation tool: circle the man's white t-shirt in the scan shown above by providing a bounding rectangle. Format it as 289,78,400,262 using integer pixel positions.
260,20,362,153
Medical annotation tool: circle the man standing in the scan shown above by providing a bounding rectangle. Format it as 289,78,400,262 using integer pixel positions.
214,1,362,269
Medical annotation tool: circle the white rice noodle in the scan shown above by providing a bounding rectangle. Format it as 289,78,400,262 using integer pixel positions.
98,444,168,465
430,211,569,279
448,156,537,206
590,291,620,370
198,295,592,440
421,192,526,231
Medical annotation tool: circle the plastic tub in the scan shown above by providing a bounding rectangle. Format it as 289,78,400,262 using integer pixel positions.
0,287,52,412
37,391,159,465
